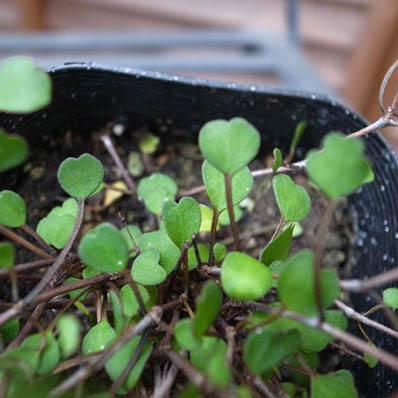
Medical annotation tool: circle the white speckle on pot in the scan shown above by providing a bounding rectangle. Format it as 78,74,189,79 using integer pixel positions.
113,123,125,136
71,93,76,98
172,76,179,81
357,238,363,247
383,253,388,261
380,185,385,192
310,94,316,100
250,86,256,92
385,226,390,232
383,219,388,225
370,237,377,246
345,109,350,115
395,232,398,239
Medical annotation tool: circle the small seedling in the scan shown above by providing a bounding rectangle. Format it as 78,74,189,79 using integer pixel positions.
131,248,167,285
0,129,29,172
0,190,26,227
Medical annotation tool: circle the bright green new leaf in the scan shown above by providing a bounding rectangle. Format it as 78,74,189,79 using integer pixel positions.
140,230,180,275
0,242,15,269
383,287,398,309
105,337,153,390
139,134,160,154
187,243,209,270
37,213,75,249
120,284,150,318
202,160,253,212
244,328,300,374
0,56,51,113
269,260,285,288
278,250,340,316
56,314,80,359
219,205,243,225
0,318,19,344
261,224,294,266
214,243,227,263
0,129,29,172
311,373,358,398
120,224,142,257
137,173,177,215
131,249,167,285
199,204,219,232
273,148,283,173
2,346,40,378
163,197,201,249
21,332,60,375
65,278,88,301
82,320,116,356
273,174,311,221
306,133,373,199
289,122,307,156
0,190,26,227
48,198,78,218
221,252,272,301
57,153,104,199
174,318,202,350
78,223,128,273
364,342,378,368
82,267,100,279
199,117,260,175
193,280,222,339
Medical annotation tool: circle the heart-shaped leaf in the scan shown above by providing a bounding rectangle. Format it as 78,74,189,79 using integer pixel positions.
120,284,150,318
0,129,29,172
57,153,104,199
311,372,358,398
221,252,272,301
78,223,128,273
120,224,142,258
261,224,294,266
137,173,177,215
105,337,153,390
0,56,51,113
163,197,201,249
278,250,340,316
48,198,78,218
199,117,260,175
0,190,26,227
214,243,227,263
56,314,80,359
273,148,283,173
0,242,15,269
82,320,116,356
383,288,398,309
306,133,373,199
244,328,300,374
193,280,222,339
139,230,180,274
131,249,167,286
364,341,378,368
202,160,253,212
37,213,75,249
174,318,202,350
139,134,160,155
273,174,311,221
199,204,220,232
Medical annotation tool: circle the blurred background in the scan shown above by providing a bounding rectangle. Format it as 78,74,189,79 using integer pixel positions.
0,0,397,149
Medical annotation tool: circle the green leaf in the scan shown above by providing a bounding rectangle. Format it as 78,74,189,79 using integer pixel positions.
1,346,40,378
261,224,294,266
269,260,285,288
137,173,177,215
78,223,128,273
163,197,201,249
0,190,26,227
289,122,307,156
190,336,231,387
364,341,378,368
82,320,116,355
57,153,104,199
383,287,398,309
214,243,227,263
139,134,160,155
221,252,272,301
105,337,153,390
273,174,311,221
109,289,126,334
127,151,144,177
0,129,29,172
82,267,101,279
139,230,180,275
37,213,75,249
202,160,253,212
193,280,222,339
120,224,142,258
306,133,373,199
48,198,78,218
21,332,60,375
244,328,300,374
120,284,150,318
278,250,340,316
273,148,283,173
65,278,88,301
199,117,260,175
311,373,358,398
56,314,80,359
187,243,209,270
0,242,15,269
0,318,19,344
219,205,243,226
0,56,51,113
174,318,202,350
131,249,167,286
199,204,219,232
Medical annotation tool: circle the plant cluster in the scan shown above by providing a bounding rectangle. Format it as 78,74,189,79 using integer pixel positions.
0,56,398,398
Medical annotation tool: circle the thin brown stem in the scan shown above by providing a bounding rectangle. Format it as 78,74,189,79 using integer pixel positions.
124,269,147,316
224,174,240,251
294,353,316,378
0,258,53,277
269,216,285,242
101,134,136,192
192,235,202,269
0,225,53,260
21,224,57,256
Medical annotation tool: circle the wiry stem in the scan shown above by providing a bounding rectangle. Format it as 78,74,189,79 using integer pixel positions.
224,174,240,251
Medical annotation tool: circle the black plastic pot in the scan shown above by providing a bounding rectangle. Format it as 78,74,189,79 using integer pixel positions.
0,63,397,397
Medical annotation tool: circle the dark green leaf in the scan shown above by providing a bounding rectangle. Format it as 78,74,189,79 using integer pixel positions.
311,373,358,398
0,129,29,172
364,342,378,368
261,224,294,266
120,224,142,258
120,284,150,318
273,148,283,173
0,190,26,227
0,318,19,344
383,288,398,309
174,318,202,350
289,122,307,155
131,249,167,285
82,320,116,356
37,213,75,249
0,242,15,269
